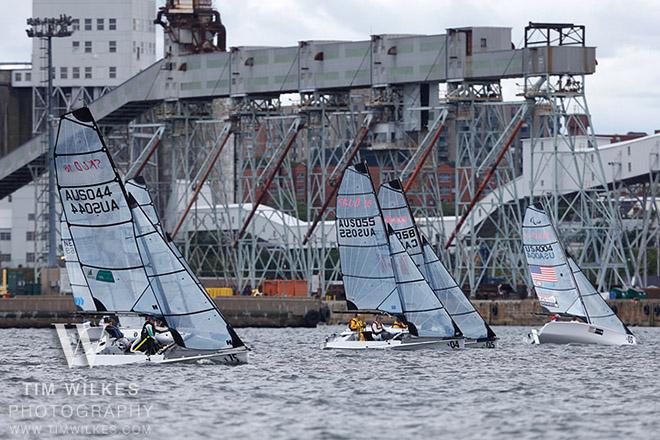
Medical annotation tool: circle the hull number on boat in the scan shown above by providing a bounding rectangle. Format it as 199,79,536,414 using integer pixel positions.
449,340,460,349
485,341,496,348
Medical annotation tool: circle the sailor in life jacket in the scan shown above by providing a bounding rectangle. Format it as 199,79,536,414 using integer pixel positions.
348,314,365,332
391,319,408,329
134,316,162,355
371,315,388,341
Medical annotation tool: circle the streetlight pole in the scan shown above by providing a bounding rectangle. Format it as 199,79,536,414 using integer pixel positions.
26,15,73,269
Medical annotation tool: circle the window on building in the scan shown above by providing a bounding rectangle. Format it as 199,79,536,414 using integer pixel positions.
27,213,35,221
0,231,11,241
26,231,35,241
628,162,632,172
109,66,117,79
72,19,79,31
85,67,92,79
109,41,117,53
84,41,92,53
60,67,68,79
26,253,35,263
480,38,487,48
84,18,92,31
109,18,117,31
72,41,80,52
72,67,80,79
15,72,22,81
0,254,10,262
132,18,137,31
97,18,104,31
25,72,31,81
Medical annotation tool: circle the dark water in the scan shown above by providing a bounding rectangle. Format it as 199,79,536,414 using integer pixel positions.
0,326,658,439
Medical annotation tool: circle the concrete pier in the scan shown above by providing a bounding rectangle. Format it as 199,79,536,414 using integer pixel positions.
0,296,659,328
0,295,329,328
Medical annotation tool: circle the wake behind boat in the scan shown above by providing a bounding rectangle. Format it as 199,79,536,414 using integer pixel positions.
522,205,637,346
54,107,248,366
322,164,464,351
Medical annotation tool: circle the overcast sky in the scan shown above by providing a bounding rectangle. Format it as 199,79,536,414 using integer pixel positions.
1,0,659,134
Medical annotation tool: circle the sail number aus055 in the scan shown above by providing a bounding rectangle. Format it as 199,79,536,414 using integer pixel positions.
64,185,120,215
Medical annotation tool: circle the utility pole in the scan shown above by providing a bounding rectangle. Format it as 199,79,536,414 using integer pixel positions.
26,15,73,268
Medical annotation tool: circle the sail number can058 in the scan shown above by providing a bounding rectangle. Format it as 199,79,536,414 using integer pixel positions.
63,185,120,215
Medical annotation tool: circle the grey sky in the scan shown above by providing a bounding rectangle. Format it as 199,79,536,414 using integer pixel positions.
1,0,658,133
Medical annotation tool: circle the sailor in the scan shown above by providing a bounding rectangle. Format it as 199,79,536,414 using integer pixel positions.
348,314,366,341
104,317,130,351
391,318,408,329
371,315,385,341
135,316,161,355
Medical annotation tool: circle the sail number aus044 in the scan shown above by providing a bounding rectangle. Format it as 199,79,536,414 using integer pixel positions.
64,185,120,215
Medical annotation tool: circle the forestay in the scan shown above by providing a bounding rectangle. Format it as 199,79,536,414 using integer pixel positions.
522,206,587,317
387,228,457,338
569,258,630,335
336,164,401,313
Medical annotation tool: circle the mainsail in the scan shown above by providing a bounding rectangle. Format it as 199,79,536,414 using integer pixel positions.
378,179,493,340
55,107,243,350
522,205,630,334
522,206,586,316
387,227,458,338
336,164,401,313
60,215,95,311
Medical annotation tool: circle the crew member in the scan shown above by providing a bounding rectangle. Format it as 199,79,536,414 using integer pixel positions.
134,316,161,355
348,314,366,341
391,318,408,329
371,315,385,341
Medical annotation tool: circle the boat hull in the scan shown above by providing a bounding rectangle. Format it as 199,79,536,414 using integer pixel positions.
321,333,464,350
528,321,637,346
68,346,249,367
465,338,498,349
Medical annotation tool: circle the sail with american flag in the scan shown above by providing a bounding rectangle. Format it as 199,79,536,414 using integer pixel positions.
522,206,586,316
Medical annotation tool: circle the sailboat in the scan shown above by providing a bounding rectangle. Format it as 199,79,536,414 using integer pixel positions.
322,164,464,350
378,179,497,348
522,205,637,346
55,107,248,365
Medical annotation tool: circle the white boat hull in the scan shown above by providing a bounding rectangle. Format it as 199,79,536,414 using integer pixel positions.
527,321,637,346
321,331,464,350
68,346,249,367
465,338,498,349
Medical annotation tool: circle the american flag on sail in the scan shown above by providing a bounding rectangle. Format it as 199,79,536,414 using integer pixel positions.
530,265,558,283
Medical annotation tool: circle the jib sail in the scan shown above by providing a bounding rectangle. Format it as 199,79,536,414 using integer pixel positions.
387,226,458,338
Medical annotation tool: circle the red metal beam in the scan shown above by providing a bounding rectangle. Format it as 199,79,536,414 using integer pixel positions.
403,124,445,193
171,124,233,238
302,118,373,245
132,138,161,178
444,118,525,250
234,118,304,245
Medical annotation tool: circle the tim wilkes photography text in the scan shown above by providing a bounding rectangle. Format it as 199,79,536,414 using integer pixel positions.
6,381,152,437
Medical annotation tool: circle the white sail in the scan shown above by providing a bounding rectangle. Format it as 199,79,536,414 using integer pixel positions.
421,239,493,340
60,215,96,311
569,258,631,335
336,164,401,313
387,227,458,338
377,180,426,277
378,179,493,340
55,108,243,351
522,206,586,316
